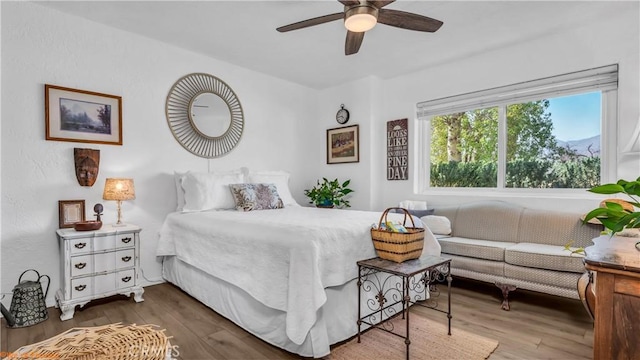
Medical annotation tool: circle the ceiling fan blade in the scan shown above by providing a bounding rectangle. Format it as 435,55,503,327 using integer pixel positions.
378,8,443,32
369,0,396,8
277,12,344,32
338,0,361,6
345,31,365,55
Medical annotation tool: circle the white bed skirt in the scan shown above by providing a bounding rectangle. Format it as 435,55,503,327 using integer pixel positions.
162,256,364,357
163,256,430,358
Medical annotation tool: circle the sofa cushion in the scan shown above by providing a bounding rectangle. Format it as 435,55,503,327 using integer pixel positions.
445,254,504,277
445,201,523,243
505,242,585,273
504,263,583,289
438,237,516,261
517,208,602,248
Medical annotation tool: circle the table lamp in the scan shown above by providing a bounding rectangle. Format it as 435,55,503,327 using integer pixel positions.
103,178,135,226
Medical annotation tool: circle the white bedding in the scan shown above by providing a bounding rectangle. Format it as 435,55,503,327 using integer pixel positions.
156,207,440,347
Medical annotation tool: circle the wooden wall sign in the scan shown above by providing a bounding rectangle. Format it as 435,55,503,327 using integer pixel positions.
387,118,408,180
74,148,100,186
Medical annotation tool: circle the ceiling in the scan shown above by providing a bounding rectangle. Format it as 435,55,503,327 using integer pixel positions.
36,1,629,89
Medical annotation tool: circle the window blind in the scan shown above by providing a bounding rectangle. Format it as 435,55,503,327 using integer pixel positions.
416,64,618,119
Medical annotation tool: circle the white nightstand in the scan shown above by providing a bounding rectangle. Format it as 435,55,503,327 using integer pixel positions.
55,224,144,321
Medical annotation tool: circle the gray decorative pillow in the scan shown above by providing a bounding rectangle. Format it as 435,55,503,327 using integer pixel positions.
229,183,284,211
392,208,435,217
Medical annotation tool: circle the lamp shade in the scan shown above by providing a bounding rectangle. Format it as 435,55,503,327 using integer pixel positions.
103,178,135,201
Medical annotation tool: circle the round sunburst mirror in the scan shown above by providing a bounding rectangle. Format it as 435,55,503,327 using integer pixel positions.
165,73,244,158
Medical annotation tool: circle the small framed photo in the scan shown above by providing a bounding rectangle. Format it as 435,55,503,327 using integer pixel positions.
327,124,359,164
58,200,86,229
45,84,122,145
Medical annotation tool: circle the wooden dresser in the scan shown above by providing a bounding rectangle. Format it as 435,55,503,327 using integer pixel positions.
55,224,144,320
584,235,640,360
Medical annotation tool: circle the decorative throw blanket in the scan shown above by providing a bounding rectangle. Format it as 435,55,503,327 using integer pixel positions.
156,207,440,345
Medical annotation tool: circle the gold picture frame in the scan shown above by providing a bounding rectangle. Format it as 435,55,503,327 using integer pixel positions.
58,200,86,229
327,124,359,164
45,84,123,145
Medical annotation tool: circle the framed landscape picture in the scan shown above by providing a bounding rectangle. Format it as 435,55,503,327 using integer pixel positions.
327,124,359,164
45,84,122,145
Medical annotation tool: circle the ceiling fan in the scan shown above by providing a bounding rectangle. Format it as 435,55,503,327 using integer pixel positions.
276,0,443,56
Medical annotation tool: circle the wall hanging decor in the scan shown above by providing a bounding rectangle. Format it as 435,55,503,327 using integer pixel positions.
165,73,244,158
327,124,359,164
336,104,350,124
74,148,100,187
58,200,85,229
45,84,122,145
387,118,408,180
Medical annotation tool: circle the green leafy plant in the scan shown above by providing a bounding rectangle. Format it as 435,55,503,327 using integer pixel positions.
583,177,640,235
304,178,353,208
564,241,585,256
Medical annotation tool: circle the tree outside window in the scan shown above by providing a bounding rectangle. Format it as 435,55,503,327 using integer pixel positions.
429,92,601,189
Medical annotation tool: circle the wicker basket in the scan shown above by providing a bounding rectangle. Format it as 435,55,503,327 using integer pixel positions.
371,207,425,263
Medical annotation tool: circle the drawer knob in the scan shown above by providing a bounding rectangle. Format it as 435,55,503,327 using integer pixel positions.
122,276,132,283
121,237,132,244
74,262,87,269
75,284,86,291
74,242,87,249
121,256,132,262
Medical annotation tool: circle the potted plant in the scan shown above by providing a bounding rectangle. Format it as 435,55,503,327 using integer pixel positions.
304,178,354,208
583,177,640,236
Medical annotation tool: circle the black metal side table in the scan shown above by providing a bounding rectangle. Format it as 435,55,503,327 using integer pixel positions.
357,256,452,360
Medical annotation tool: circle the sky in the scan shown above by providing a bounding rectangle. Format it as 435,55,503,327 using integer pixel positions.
546,91,601,142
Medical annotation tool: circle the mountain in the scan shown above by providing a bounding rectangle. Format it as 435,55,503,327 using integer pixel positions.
557,135,600,156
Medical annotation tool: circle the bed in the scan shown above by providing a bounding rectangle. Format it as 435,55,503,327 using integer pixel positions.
156,170,441,357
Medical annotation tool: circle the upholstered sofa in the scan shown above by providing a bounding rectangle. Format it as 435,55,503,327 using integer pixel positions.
430,200,602,310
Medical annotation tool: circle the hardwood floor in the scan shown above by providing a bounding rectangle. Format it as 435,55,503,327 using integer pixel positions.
1,279,594,359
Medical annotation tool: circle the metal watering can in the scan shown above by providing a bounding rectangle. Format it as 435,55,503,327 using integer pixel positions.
8,269,50,328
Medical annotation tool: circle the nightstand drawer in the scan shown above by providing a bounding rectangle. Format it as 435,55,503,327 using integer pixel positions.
71,255,93,277
71,278,93,299
69,238,92,255
94,272,117,294
93,234,117,252
92,233,135,252
116,249,135,269
118,269,135,288
117,234,135,248
94,252,112,273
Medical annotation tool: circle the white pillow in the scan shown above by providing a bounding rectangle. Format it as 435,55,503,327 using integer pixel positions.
246,170,299,206
174,171,187,211
398,200,428,210
420,215,452,235
181,171,244,211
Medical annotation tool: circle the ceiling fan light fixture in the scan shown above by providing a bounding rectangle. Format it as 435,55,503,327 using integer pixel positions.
344,5,378,32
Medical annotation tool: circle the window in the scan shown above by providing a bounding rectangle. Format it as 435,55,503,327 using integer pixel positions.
417,65,617,192
430,107,498,187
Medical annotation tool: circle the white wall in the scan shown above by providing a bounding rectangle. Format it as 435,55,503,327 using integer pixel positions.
300,76,385,210
0,2,315,307
320,2,640,214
